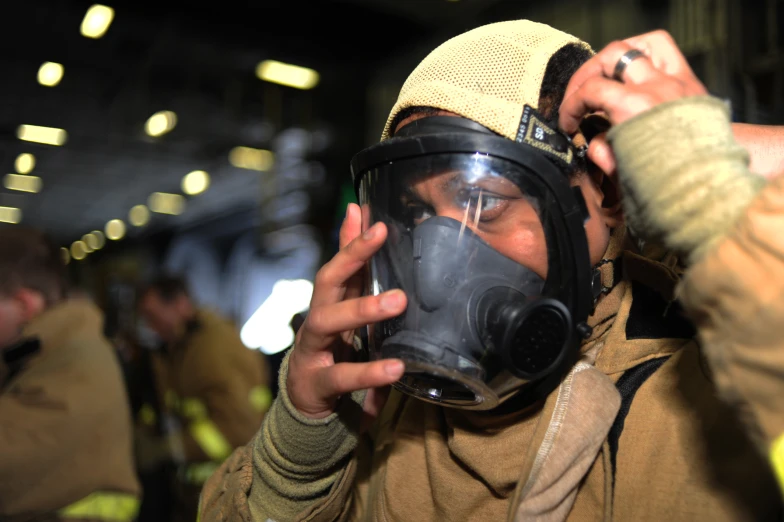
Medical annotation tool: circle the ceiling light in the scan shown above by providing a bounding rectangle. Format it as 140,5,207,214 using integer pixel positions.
71,241,87,260
129,204,150,226
17,125,67,146
83,232,104,251
81,4,114,39
91,230,106,249
181,170,210,195
38,62,64,87
256,60,319,90
0,206,21,224
15,153,35,174
4,174,42,193
105,219,126,240
229,146,274,171
81,236,94,253
144,110,177,137
240,279,314,353
148,192,185,215
61,247,71,265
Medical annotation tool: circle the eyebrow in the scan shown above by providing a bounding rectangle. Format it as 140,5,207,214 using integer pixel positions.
401,171,464,203
439,172,461,192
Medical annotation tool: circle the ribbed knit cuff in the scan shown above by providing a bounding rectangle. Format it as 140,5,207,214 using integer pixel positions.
608,96,766,265
251,349,364,504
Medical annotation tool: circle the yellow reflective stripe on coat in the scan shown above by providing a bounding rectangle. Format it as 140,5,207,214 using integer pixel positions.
182,461,222,485
249,385,272,413
772,432,784,492
175,396,231,460
181,397,208,419
137,403,157,426
58,491,139,521
190,418,232,461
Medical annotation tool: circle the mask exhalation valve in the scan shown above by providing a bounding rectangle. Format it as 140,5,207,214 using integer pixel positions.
480,291,572,381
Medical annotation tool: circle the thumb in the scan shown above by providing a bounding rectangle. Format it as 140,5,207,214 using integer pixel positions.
587,133,616,175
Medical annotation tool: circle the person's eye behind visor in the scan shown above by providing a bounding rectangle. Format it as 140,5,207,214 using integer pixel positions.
401,173,535,229
381,154,548,250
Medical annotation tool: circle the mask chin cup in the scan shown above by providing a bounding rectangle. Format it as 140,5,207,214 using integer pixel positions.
379,331,497,409
378,294,572,411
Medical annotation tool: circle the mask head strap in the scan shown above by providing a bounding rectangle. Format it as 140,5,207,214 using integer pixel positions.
591,257,623,303
516,105,586,173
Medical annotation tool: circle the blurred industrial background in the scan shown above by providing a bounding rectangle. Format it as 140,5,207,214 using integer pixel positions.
0,0,780,519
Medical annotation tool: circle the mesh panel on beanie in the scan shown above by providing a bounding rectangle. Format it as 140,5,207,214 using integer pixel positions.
382,20,593,141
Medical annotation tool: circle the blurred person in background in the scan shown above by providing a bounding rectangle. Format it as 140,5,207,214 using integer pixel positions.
199,20,784,522
136,275,271,522
0,228,140,521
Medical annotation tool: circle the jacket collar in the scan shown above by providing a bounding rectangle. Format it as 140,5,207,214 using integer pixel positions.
576,225,695,374
1,299,105,388
582,226,631,346
169,310,205,353
588,247,695,376
20,298,105,352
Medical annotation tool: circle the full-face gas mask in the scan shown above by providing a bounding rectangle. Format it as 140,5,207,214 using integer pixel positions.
350,107,601,410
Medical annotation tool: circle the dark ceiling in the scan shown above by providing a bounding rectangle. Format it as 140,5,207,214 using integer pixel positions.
0,0,521,247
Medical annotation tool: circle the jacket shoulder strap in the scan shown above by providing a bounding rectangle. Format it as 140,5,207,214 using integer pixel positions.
1,338,41,391
607,356,670,482
609,279,694,477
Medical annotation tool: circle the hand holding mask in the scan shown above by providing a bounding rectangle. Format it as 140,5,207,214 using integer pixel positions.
558,30,708,175
286,203,406,423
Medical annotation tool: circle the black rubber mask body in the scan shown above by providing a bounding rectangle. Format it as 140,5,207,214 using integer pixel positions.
377,216,572,409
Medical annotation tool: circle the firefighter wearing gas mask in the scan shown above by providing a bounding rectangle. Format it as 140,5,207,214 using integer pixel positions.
199,20,783,522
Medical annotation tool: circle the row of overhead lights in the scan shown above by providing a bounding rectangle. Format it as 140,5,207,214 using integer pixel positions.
64,179,202,263
64,149,275,263
65,143,280,261
0,151,42,224
35,6,114,88
0,151,36,223
4,8,309,212
64,127,276,262
64,218,123,263
4,3,317,210
65,163,224,262
62,4,132,263
4,4,315,265
1,5,115,226
48,4,127,263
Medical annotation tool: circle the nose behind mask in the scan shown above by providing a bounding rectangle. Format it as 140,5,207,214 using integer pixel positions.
378,216,572,409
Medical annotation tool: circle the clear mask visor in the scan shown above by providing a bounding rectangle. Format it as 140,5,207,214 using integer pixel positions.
358,153,573,410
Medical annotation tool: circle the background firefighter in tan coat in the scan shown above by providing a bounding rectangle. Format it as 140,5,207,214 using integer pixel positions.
0,228,140,521
136,275,271,522
199,21,784,522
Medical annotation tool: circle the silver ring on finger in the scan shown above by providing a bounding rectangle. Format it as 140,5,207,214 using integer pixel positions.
612,49,647,82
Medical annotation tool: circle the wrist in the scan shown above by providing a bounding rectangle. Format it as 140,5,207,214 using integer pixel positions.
286,350,336,420
732,123,784,179
255,349,364,469
609,96,765,264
